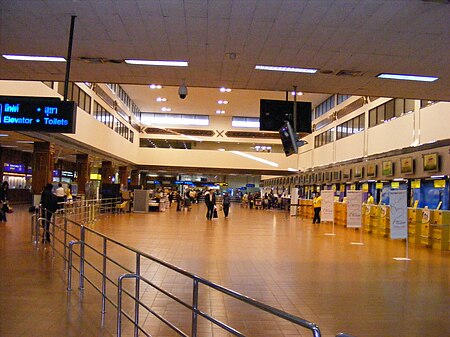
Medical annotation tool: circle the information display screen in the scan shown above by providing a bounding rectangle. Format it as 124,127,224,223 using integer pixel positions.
0,96,77,133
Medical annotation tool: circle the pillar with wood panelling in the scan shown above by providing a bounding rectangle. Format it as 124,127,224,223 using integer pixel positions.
76,154,90,195
31,142,54,203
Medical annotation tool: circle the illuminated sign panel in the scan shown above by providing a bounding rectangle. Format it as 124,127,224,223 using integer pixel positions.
0,96,77,133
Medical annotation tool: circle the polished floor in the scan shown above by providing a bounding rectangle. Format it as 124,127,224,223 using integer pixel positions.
0,203,449,337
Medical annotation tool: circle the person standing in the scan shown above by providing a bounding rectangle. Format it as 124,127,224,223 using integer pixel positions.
222,192,231,218
366,192,374,205
40,183,58,243
55,183,65,209
0,181,9,221
205,189,216,220
313,192,322,224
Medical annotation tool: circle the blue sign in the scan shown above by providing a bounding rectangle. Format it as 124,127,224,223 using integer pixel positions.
4,163,25,173
0,96,77,133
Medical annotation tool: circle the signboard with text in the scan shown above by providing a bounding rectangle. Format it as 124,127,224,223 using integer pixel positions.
390,190,408,239
321,190,335,222
347,190,364,228
0,96,77,133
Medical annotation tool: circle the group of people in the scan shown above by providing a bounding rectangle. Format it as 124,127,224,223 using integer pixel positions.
204,189,230,220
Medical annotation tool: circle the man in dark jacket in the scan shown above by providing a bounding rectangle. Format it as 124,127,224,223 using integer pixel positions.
204,189,216,220
40,183,58,243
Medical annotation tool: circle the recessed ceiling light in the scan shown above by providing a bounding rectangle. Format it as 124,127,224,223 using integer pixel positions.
216,110,225,114
124,59,188,67
2,54,66,62
291,91,303,96
218,100,228,105
149,84,162,89
376,73,438,82
156,97,167,102
161,107,171,112
255,65,318,74
219,87,231,92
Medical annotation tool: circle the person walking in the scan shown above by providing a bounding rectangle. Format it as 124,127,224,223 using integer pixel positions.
313,192,322,224
40,183,58,243
222,192,231,218
205,189,216,220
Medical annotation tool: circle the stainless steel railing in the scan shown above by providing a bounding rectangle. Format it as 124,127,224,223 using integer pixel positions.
32,206,354,337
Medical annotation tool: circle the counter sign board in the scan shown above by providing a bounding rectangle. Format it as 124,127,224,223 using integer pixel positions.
0,96,77,133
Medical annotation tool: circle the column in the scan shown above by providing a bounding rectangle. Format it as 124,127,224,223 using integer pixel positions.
101,161,114,184
130,169,139,186
118,166,129,189
32,142,54,205
76,153,90,196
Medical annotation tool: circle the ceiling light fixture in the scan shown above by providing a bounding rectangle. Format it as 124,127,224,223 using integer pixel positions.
124,59,188,67
2,54,66,62
216,110,225,114
255,65,318,74
376,73,438,82
149,84,162,89
230,151,279,167
161,107,171,112
156,97,167,102
220,87,232,92
291,91,303,96
218,100,228,105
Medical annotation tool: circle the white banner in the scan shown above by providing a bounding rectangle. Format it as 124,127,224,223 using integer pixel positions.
321,190,335,222
290,187,299,216
347,190,364,228
390,190,408,239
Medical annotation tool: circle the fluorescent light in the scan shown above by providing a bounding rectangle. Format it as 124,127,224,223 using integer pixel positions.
0,134,9,137
288,168,299,172
430,175,445,179
3,54,66,62
255,65,318,74
230,151,279,167
218,148,226,152
16,140,34,144
124,59,188,67
376,73,438,82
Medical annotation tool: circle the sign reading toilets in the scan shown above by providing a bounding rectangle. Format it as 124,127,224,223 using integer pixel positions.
390,190,408,239
347,190,364,228
0,96,77,133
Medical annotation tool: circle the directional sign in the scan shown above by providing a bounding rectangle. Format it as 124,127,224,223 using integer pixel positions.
0,96,77,133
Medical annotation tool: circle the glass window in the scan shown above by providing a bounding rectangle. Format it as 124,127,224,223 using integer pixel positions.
369,108,377,128
395,98,404,117
232,117,260,128
404,99,415,114
385,99,394,121
377,105,385,123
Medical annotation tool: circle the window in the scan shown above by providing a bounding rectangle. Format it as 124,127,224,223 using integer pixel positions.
368,99,417,128
232,117,260,128
141,113,209,126
57,82,91,114
337,94,351,105
314,96,335,119
314,128,334,148
336,114,365,140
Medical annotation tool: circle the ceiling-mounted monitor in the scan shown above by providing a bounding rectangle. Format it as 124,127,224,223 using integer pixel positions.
260,99,312,133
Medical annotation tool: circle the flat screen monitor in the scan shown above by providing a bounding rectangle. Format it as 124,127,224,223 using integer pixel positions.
279,121,298,157
260,99,312,133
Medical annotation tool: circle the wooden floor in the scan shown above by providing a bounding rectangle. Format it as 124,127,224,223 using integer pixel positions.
0,203,449,337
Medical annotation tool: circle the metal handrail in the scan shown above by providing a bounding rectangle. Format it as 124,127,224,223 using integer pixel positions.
33,204,354,337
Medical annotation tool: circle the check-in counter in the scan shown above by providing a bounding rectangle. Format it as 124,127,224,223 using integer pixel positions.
335,202,347,226
408,208,422,244
430,210,450,250
420,208,432,247
362,204,371,232
378,205,390,237
369,205,381,234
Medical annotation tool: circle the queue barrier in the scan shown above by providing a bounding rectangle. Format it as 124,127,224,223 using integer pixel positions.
31,202,355,337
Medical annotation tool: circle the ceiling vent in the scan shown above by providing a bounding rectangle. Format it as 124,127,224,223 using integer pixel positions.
80,57,123,64
336,70,364,77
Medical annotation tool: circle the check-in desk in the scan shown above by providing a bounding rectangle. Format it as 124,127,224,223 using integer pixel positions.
430,210,450,250
378,205,390,237
407,208,422,244
369,205,381,234
362,204,371,232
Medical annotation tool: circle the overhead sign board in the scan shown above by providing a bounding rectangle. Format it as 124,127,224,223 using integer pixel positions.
0,96,77,133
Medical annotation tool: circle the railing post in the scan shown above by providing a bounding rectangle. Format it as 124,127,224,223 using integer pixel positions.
134,254,141,337
67,240,82,291
192,278,199,337
117,274,139,337
101,237,107,314
79,226,85,290
63,216,68,271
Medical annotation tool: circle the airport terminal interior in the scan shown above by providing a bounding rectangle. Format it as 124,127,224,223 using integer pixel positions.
0,1,449,337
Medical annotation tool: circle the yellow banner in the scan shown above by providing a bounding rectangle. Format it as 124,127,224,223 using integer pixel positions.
376,182,383,189
391,182,400,189
362,183,369,191
350,184,356,190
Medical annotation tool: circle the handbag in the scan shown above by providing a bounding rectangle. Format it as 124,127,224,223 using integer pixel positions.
213,207,218,218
